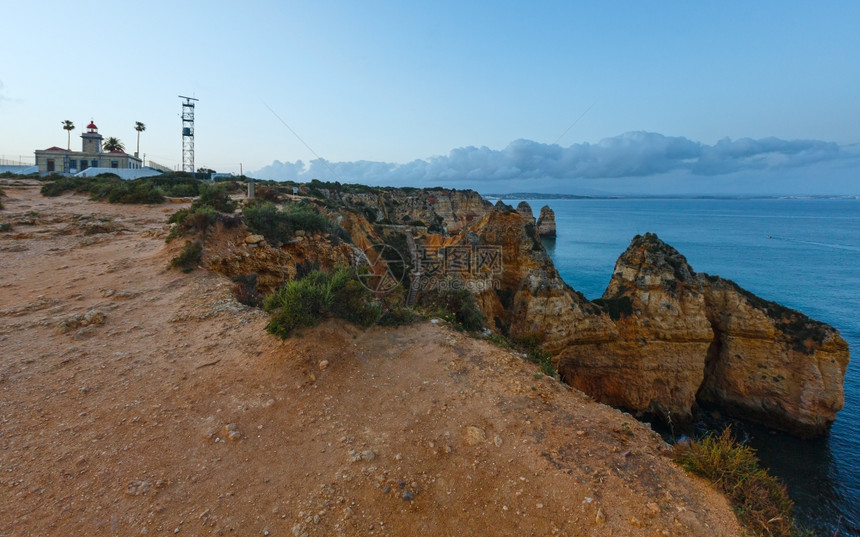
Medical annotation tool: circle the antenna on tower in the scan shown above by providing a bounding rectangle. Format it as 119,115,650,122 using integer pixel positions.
178,95,199,173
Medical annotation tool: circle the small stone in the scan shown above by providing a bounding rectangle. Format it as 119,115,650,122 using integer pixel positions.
361,450,375,461
647,502,660,515
245,234,265,244
595,507,606,525
493,435,503,447
464,426,486,446
629,516,643,527
83,309,105,326
401,491,414,501
318,360,329,371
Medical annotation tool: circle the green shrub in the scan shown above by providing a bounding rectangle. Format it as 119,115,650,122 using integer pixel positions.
0,223,11,232
264,268,380,338
672,428,806,537
40,174,165,204
193,183,237,213
170,240,203,272
243,201,331,247
513,333,557,377
418,280,485,332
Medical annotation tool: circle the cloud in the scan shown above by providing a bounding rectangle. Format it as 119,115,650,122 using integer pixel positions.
252,131,856,189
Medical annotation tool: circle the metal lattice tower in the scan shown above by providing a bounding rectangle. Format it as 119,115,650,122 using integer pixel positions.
178,95,199,173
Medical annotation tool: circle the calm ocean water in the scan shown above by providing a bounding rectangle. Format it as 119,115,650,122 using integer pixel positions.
514,198,860,536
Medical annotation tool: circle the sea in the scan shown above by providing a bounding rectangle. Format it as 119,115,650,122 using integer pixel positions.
510,197,860,536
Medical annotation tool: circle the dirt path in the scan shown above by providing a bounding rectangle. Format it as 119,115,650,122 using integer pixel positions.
0,180,742,536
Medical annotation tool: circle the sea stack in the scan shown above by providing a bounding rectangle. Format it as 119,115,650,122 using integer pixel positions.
536,205,556,238
516,201,535,225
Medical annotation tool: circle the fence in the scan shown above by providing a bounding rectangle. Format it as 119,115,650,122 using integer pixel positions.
0,156,34,166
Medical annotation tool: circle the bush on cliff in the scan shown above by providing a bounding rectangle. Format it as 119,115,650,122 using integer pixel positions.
671,428,809,537
192,182,237,213
170,239,203,273
418,279,485,332
243,201,330,247
263,268,381,338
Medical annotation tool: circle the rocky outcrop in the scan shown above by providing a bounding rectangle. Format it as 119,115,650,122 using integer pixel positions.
435,215,849,436
515,201,535,225
331,188,493,235
536,205,556,238
557,234,714,424
554,233,850,436
698,276,849,437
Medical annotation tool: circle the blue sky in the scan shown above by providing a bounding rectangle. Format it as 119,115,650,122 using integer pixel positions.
1,1,858,194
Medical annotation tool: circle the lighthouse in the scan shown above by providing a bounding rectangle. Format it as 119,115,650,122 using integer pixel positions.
81,121,103,154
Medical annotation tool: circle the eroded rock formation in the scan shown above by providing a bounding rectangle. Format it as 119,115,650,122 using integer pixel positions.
698,275,849,437
436,211,849,436
536,205,556,238
516,201,535,225
557,233,849,436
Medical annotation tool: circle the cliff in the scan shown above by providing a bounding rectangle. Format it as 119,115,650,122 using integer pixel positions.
430,212,849,437
174,181,849,437
698,275,849,437
557,233,849,436
330,187,492,234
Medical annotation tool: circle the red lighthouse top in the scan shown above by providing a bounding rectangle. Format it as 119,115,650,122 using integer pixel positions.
86,121,98,132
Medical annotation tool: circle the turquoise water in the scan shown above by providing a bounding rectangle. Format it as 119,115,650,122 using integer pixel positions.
518,198,860,536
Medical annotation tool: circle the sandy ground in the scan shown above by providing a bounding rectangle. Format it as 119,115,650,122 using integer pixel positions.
0,179,743,536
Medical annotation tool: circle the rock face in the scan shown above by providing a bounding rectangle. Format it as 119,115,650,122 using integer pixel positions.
331,188,493,235
555,233,850,436
535,205,556,238
515,201,535,225
698,276,849,437
437,216,849,436
558,234,714,424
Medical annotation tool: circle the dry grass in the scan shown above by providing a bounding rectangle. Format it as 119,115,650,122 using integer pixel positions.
671,427,812,537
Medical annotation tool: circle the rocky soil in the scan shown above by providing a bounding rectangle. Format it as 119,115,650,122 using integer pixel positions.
0,180,742,536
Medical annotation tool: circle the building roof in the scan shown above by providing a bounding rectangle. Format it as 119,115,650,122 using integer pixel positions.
87,121,98,130
42,146,68,152
108,150,126,154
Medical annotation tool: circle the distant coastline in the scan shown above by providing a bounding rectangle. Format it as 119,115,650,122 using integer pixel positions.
485,192,860,201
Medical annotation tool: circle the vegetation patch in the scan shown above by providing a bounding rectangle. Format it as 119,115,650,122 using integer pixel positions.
418,279,486,332
170,240,203,273
671,428,811,537
263,269,381,338
192,182,237,213
232,273,263,308
243,201,331,247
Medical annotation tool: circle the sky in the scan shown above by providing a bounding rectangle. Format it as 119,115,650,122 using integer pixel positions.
1,1,858,194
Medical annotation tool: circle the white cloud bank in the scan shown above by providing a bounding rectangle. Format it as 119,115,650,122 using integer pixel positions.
252,132,859,194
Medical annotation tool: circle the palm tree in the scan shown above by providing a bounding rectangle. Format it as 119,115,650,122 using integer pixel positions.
103,137,125,153
134,121,145,156
62,120,75,151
